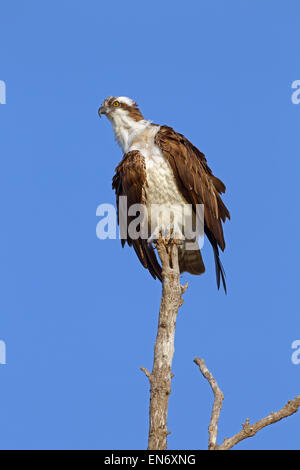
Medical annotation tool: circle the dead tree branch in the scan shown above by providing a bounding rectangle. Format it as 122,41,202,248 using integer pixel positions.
194,356,300,450
141,238,188,450
193,357,224,449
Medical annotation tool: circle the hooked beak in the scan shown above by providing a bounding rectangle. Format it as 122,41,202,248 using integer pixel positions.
98,105,106,118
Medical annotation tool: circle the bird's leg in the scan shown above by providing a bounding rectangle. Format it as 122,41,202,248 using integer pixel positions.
160,224,185,247
148,225,184,247
153,229,184,275
147,226,161,245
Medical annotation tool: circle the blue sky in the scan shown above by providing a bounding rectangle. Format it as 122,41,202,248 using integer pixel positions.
0,0,299,450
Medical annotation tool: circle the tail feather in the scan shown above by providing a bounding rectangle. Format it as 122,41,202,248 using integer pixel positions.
213,247,227,294
205,227,227,293
178,242,205,276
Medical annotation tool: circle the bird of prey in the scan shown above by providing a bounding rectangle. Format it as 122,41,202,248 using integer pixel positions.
98,96,230,292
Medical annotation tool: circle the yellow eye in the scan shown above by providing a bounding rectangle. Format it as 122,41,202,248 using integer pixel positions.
113,101,120,107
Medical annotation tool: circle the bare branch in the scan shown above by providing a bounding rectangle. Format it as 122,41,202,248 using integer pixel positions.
218,395,300,450
140,367,152,381
194,357,224,449
181,282,188,295
194,356,300,450
142,238,188,450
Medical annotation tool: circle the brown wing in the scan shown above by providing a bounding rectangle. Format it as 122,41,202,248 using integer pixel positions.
155,126,230,291
112,150,162,281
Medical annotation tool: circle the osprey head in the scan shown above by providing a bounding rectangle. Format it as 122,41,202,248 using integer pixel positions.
98,96,144,122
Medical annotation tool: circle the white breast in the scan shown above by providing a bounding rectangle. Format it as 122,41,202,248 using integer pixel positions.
129,126,192,239
129,126,186,205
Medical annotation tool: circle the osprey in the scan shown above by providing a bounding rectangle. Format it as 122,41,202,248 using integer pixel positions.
98,96,230,292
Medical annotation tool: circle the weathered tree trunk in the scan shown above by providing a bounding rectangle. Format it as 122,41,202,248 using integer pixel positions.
141,239,188,450
141,240,300,450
